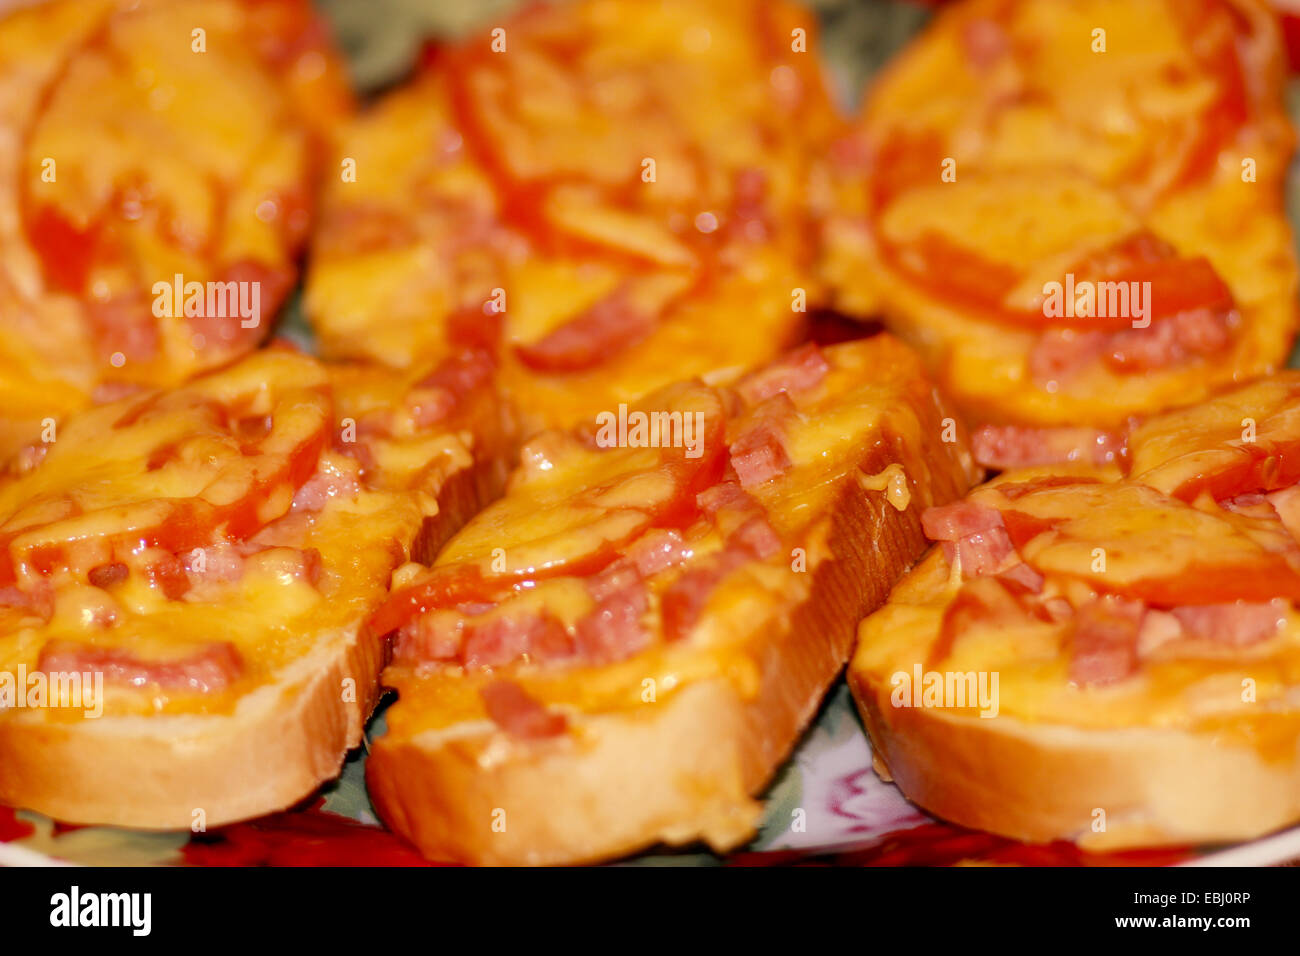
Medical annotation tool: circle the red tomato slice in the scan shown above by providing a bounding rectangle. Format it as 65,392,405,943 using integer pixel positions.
1117,555,1300,606
865,129,950,214
1127,376,1300,501
1142,439,1300,504
884,230,1024,317
1070,233,1233,328
369,383,728,636
0,373,330,588
881,227,1235,332
24,203,101,295
1008,482,1300,605
1169,0,1250,190
514,288,657,373
368,563,498,639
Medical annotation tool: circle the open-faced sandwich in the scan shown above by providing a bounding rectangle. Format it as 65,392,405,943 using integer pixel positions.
850,372,1300,848
306,0,841,435
825,0,1299,467
0,0,351,458
364,335,979,864
0,344,511,829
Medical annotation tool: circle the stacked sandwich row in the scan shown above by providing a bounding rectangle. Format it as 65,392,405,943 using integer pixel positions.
1,0,1298,864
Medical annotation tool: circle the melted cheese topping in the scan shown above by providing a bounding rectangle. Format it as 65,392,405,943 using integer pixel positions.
384,336,979,736
0,351,492,719
825,0,1298,429
859,463,912,513
1126,372,1300,493
0,0,350,459
853,391,1300,756
856,549,1300,760
305,0,839,433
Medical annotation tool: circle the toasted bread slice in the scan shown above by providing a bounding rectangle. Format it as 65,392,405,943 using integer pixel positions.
0,347,512,829
0,0,351,459
824,0,1298,449
850,375,1300,848
365,335,978,864
305,0,840,435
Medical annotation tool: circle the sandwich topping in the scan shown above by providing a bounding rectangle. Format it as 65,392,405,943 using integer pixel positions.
827,0,1297,435
0,348,498,716
370,339,977,739
306,0,839,431
0,0,348,399
862,374,1300,742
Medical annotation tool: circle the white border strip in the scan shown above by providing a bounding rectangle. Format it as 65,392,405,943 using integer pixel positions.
1182,826,1300,867
0,841,73,867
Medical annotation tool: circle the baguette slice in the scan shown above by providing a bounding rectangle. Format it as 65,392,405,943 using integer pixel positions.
366,335,978,865
850,374,1300,848
0,346,512,829
824,0,1298,449
305,0,840,436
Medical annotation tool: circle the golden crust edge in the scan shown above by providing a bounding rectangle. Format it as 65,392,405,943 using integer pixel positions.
847,664,1300,849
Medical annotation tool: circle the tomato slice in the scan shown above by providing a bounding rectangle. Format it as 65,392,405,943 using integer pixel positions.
865,129,950,214
24,203,101,295
367,563,498,639
1143,440,1300,504
884,227,1235,332
885,230,1024,318
1168,0,1250,191
0,356,331,587
1127,376,1300,501
1066,233,1233,329
368,381,727,636
514,288,658,373
1009,482,1300,605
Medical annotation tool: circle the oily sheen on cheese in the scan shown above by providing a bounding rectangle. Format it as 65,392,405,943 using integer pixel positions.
306,0,840,434
824,0,1299,435
0,347,503,721
854,372,1300,752
0,0,350,459
371,337,977,735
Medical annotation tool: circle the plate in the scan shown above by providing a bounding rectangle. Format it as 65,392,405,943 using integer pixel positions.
4,685,1297,866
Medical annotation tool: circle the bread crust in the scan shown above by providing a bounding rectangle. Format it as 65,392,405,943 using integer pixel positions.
0,616,385,830
367,423,974,865
0,426,507,830
850,674,1300,849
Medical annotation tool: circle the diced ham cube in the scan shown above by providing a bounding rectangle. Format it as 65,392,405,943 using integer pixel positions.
922,501,1018,576
1068,596,1144,686
730,394,797,489
921,501,1005,540
37,640,244,693
574,576,651,664
972,425,1125,470
1170,601,1285,647
736,343,830,404
480,680,567,739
